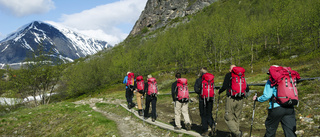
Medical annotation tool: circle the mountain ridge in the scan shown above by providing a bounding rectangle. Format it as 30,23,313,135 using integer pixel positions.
0,21,112,68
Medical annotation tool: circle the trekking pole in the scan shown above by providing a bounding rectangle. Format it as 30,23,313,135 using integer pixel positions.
188,99,193,123
214,94,220,132
141,95,144,116
250,93,257,137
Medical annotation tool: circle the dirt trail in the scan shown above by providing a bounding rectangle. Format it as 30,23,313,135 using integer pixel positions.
73,98,169,137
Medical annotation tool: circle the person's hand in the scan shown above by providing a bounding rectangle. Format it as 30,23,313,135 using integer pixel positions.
253,95,257,101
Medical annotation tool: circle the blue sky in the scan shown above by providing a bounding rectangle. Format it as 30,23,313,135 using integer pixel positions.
0,0,148,45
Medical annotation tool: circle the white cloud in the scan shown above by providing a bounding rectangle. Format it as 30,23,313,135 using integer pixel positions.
0,0,55,17
58,0,147,45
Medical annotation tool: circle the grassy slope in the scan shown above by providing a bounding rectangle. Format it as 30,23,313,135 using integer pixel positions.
0,102,119,136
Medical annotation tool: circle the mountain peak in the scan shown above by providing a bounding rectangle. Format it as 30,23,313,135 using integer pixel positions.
0,21,112,66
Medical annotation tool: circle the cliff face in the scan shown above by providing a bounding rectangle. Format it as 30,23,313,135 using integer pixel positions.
129,0,216,36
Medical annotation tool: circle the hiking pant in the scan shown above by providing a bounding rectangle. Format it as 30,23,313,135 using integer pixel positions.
264,107,296,137
125,88,133,104
175,101,191,128
224,97,243,135
199,97,214,132
144,95,157,119
135,92,143,110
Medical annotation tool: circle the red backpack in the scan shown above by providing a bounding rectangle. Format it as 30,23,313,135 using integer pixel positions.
274,67,300,106
127,73,135,88
201,73,215,100
136,76,145,92
229,67,247,97
176,78,189,101
147,78,158,96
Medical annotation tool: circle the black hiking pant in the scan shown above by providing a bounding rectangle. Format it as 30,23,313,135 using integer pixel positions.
125,88,133,104
264,106,296,137
199,97,214,132
144,95,157,119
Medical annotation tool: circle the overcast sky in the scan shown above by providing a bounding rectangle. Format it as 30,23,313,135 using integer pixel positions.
0,0,148,45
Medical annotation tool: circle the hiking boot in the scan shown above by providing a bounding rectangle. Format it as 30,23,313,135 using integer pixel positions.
238,130,242,137
186,123,191,131
209,125,215,136
174,126,181,130
128,103,131,109
152,118,156,122
138,110,143,116
201,131,210,137
231,131,242,137
130,103,135,108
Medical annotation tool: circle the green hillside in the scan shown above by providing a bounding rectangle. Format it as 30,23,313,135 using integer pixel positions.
1,0,320,136
62,0,320,96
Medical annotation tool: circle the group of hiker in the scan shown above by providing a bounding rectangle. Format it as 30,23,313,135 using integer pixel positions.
123,65,300,137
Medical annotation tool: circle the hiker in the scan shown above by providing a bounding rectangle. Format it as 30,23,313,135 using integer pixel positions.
123,72,135,109
218,65,249,137
253,65,299,137
144,74,158,122
134,75,145,116
171,73,191,130
194,67,215,136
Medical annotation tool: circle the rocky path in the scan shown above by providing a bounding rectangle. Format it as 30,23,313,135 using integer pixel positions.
73,98,169,137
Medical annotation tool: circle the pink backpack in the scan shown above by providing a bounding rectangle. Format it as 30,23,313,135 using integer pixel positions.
127,73,135,88
136,76,144,92
147,78,158,96
275,67,300,106
176,78,189,101
201,73,215,100
229,67,247,97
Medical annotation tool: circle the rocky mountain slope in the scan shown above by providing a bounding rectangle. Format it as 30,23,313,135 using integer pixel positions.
129,0,216,36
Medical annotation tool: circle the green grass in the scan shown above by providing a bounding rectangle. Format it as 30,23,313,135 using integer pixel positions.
0,102,119,137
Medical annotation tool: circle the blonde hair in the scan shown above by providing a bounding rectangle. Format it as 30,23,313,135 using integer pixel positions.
229,65,236,72
127,72,131,75
200,68,208,75
147,74,152,78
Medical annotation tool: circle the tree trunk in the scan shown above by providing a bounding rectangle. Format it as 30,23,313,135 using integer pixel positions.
230,48,233,65
238,48,240,65
277,28,281,55
277,28,281,45
214,46,217,70
33,89,38,106
219,50,221,72
251,41,254,73
318,29,320,48
265,35,268,49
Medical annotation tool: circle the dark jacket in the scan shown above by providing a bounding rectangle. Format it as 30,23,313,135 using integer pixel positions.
171,81,178,102
219,72,249,97
194,74,204,95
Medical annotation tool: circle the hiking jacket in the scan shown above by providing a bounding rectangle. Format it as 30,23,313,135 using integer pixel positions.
219,72,249,97
171,81,178,102
123,76,136,89
257,80,280,109
123,76,128,89
194,74,204,95
219,72,232,96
